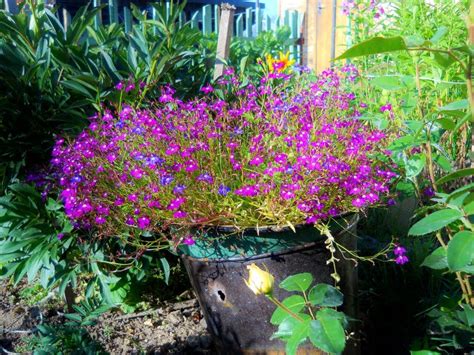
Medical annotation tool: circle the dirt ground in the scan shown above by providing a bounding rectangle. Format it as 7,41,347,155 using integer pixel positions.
0,280,214,354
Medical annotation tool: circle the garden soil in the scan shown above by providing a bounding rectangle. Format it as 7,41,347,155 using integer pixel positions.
0,280,214,354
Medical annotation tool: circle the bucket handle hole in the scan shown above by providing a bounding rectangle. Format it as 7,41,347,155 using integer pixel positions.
217,290,226,301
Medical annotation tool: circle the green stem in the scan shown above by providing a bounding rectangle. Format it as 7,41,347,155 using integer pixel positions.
266,294,304,322
302,291,316,320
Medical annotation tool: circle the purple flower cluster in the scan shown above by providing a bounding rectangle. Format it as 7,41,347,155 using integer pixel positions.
51,68,394,234
342,0,385,20
394,244,409,265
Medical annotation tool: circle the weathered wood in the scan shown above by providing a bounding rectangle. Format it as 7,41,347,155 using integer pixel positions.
190,10,199,30
108,0,118,24
255,6,262,35
124,6,132,33
202,4,212,35
245,7,252,37
214,3,236,80
62,7,71,30
93,0,102,29
235,13,243,37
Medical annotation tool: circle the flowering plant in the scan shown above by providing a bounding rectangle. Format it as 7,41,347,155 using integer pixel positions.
51,68,394,238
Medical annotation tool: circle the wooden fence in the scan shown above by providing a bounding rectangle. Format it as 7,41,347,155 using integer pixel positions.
1,0,304,61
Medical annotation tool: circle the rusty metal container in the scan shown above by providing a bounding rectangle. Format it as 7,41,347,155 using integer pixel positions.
179,214,359,354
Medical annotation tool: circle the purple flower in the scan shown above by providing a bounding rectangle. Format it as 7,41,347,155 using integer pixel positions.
130,168,144,179
168,197,186,211
423,186,435,198
201,85,214,94
394,245,407,256
218,184,231,196
57,233,65,240
115,82,124,90
183,235,195,245
173,211,187,218
197,173,213,184
395,255,409,265
137,216,150,229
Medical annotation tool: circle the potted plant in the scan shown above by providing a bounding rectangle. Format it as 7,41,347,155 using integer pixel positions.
50,67,394,352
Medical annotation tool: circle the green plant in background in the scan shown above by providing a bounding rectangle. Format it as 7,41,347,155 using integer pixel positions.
245,264,348,355
17,297,110,354
337,2,474,351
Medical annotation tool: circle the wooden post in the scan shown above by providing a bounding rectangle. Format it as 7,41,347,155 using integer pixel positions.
214,4,235,80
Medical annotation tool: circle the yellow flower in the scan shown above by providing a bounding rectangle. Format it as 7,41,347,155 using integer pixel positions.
276,51,295,72
244,263,274,296
265,53,275,72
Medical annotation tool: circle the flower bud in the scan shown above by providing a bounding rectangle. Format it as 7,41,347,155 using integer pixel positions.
244,263,274,296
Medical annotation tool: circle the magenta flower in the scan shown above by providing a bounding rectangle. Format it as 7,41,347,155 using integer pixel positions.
137,216,150,229
183,235,195,246
130,168,144,179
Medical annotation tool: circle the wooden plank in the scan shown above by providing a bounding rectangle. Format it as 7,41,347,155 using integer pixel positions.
255,6,262,35
245,7,252,37
290,10,298,60
178,11,185,28
202,5,212,35
266,15,272,32
124,6,132,33
284,9,290,27
190,11,199,30
165,1,170,21
152,6,158,34
235,13,243,37
62,7,71,30
108,0,118,24
214,4,220,34
214,4,236,79
93,0,102,29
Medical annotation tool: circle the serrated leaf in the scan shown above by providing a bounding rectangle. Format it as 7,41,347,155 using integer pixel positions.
408,209,463,236
308,283,343,307
286,319,310,355
280,273,313,292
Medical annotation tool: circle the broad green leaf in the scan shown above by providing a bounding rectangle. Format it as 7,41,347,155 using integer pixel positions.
421,247,447,270
286,319,310,355
271,314,311,341
280,273,313,292
437,168,474,185
439,100,469,112
406,154,426,178
335,36,407,60
433,154,452,172
310,309,346,354
447,231,474,271
430,26,448,43
308,283,343,307
410,351,441,355
271,295,306,325
408,209,463,236
370,76,403,91
436,118,455,131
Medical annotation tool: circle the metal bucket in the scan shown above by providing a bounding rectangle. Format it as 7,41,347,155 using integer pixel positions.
179,214,359,354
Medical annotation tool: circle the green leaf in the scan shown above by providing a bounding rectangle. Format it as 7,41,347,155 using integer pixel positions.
421,247,447,270
437,168,474,185
370,76,404,91
280,273,313,292
308,283,343,307
335,36,407,60
406,154,426,178
271,295,306,325
447,231,474,271
271,314,310,341
286,319,310,355
410,351,441,355
439,99,469,112
430,26,448,43
160,257,170,285
310,309,346,354
408,209,463,236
